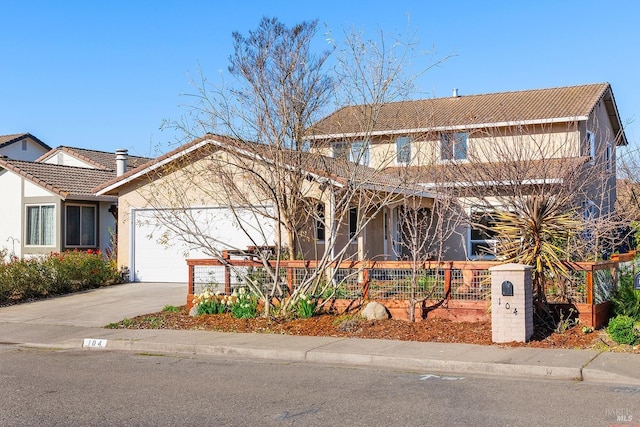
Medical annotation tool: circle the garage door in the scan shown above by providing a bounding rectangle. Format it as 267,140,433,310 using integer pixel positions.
130,207,274,282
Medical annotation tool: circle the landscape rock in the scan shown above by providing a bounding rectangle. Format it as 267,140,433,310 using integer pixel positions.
189,306,199,317
361,302,390,320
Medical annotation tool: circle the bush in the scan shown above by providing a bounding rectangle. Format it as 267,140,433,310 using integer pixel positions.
294,294,316,319
607,315,640,345
0,250,121,306
229,287,258,319
611,270,640,320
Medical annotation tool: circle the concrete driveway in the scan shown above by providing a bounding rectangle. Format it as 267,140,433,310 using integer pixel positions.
0,282,187,327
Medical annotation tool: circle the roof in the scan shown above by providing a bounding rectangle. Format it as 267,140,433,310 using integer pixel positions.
382,157,589,192
95,134,430,197
0,133,51,151
0,158,117,200
308,83,628,145
36,146,151,171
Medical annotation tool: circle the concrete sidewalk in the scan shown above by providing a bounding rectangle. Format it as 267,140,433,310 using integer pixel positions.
1,282,639,385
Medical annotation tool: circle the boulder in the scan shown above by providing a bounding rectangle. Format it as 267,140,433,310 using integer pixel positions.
189,305,199,317
361,302,390,320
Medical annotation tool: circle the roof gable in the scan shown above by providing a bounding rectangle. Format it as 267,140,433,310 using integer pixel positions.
36,146,151,171
0,133,51,151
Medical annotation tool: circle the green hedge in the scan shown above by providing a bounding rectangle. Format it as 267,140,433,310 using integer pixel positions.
0,250,121,306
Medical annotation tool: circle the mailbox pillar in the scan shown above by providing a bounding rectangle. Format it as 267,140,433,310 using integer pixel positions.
489,263,533,343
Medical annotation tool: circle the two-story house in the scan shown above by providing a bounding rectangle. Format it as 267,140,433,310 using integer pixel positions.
306,83,628,260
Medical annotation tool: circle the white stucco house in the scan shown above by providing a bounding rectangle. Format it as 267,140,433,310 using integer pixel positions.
0,146,150,259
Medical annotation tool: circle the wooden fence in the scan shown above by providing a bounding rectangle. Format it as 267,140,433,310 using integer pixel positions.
186,251,636,327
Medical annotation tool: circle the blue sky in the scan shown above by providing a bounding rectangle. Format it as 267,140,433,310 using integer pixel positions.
1,0,638,157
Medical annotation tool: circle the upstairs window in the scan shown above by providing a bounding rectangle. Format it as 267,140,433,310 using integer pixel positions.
65,204,96,247
587,131,595,164
605,142,613,171
440,132,468,161
26,205,55,246
332,142,350,161
350,141,370,166
332,141,370,166
396,136,411,164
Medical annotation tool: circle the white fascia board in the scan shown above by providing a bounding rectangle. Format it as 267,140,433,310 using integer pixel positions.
307,116,588,140
96,139,214,195
419,178,563,189
361,183,435,199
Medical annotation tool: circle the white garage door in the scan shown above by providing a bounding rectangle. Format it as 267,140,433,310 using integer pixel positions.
131,207,274,282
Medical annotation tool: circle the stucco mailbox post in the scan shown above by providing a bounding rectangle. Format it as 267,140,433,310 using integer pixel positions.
489,263,533,343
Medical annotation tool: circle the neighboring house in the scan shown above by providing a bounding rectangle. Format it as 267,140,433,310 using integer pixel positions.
95,135,429,282
36,146,150,171
0,147,150,259
0,133,51,161
307,82,628,259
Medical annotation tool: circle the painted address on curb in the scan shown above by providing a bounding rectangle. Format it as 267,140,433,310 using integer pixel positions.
83,338,108,348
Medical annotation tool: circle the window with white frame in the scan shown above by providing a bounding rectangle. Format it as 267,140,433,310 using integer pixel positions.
605,141,613,171
332,141,370,165
469,208,498,258
350,141,370,166
396,136,411,164
440,132,468,161
586,131,595,164
349,207,358,239
315,203,325,241
26,204,55,246
65,204,96,247
332,142,349,161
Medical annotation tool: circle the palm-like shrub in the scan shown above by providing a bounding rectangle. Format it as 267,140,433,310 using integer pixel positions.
490,195,582,302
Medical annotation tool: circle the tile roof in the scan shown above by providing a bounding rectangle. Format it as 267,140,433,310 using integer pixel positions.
95,134,429,196
0,133,51,150
308,83,617,137
382,157,589,191
37,146,151,171
0,158,117,199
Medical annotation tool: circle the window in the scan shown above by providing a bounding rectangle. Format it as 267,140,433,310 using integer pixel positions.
332,142,350,161
315,203,325,241
469,209,498,258
65,204,96,247
605,141,613,171
26,205,55,246
332,141,370,166
587,131,595,164
350,141,370,166
440,132,468,161
349,207,358,239
21,140,27,151
396,136,411,164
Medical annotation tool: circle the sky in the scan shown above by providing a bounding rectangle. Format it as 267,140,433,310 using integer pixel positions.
2,0,639,158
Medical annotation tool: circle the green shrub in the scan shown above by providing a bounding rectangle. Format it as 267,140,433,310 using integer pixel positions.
294,294,316,319
229,287,258,319
0,250,120,306
607,315,639,345
611,270,640,320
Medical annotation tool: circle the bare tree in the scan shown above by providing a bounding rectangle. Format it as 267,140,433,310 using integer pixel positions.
137,17,447,317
